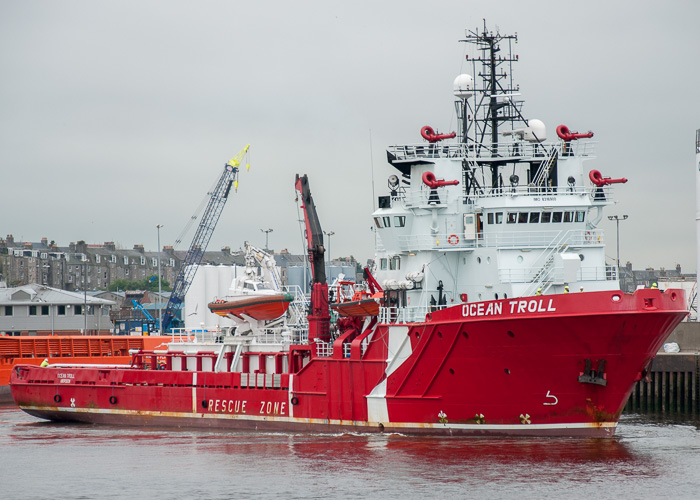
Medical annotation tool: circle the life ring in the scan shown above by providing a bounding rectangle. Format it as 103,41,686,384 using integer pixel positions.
448,234,459,245
290,396,299,406
53,394,61,403
585,231,592,242
109,396,117,405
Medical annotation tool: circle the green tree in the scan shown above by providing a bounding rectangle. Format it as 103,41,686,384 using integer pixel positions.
108,275,171,292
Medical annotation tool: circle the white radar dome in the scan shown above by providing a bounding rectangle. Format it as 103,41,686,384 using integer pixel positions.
523,119,546,142
453,74,473,99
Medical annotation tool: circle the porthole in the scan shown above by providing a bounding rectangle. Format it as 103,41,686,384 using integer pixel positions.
507,330,515,338
517,255,524,263
495,293,499,300
487,256,491,264
477,257,482,264
449,368,455,375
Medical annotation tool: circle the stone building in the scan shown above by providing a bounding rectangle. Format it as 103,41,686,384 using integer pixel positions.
0,235,244,292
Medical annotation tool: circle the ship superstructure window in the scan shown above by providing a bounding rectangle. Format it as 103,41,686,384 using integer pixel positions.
507,212,517,224
518,212,528,224
383,216,391,227
380,258,388,270
394,216,406,227
495,212,503,224
374,217,384,229
529,212,540,223
552,212,563,223
390,256,401,270
541,212,551,223
576,211,585,222
563,211,573,223
487,213,494,224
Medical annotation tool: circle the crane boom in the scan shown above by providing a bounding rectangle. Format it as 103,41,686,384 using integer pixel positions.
294,174,330,350
161,144,250,331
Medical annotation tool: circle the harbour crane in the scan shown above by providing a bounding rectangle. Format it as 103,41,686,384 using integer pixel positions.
161,144,251,332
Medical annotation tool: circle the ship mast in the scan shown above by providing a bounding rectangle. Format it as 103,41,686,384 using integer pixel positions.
459,21,522,188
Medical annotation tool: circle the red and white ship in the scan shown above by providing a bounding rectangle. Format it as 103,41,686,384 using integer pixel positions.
10,24,687,437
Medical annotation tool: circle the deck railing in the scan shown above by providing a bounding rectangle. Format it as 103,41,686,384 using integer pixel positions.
387,140,596,162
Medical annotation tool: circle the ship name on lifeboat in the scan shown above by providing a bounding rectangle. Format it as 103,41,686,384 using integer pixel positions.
206,398,287,416
462,299,556,317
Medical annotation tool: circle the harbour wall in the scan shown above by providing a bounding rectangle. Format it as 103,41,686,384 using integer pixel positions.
625,322,700,415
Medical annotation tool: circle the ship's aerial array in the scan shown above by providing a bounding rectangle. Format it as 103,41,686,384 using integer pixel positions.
10,23,688,437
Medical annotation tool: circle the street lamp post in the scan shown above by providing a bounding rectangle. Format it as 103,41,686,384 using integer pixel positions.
608,215,628,276
324,230,334,280
261,228,273,251
157,224,163,334
83,262,87,335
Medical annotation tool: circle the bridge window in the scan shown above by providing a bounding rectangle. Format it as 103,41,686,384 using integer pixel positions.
383,217,391,227
507,212,517,224
374,217,383,228
551,212,563,223
394,216,406,227
487,213,494,224
541,212,551,223
495,212,503,224
563,211,574,223
518,212,528,224
576,211,585,222
380,258,388,270
390,256,401,270
529,212,540,223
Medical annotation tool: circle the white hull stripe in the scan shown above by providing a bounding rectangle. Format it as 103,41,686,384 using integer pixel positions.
20,405,617,431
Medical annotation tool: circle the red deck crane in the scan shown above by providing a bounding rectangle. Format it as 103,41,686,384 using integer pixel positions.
294,174,330,352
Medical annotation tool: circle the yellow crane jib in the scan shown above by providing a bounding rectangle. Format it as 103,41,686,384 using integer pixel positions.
226,144,251,192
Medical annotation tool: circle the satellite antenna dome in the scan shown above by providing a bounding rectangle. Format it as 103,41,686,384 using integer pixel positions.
453,74,473,99
523,119,546,142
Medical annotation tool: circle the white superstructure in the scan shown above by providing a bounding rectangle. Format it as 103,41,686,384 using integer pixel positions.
372,24,626,319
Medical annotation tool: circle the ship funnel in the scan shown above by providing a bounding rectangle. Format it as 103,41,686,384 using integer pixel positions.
453,74,473,99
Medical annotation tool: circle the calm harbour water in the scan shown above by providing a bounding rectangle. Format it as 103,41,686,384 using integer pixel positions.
2,405,700,500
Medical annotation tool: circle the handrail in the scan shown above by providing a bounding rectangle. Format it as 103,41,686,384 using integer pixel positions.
388,140,596,162
389,229,604,253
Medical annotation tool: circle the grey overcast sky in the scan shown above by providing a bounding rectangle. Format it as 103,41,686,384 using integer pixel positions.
1,1,699,271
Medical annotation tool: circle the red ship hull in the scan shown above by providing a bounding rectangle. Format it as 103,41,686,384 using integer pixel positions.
10,289,687,437
0,335,169,403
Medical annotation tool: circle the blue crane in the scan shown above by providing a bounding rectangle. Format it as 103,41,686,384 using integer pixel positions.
161,145,251,332
132,299,155,322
